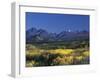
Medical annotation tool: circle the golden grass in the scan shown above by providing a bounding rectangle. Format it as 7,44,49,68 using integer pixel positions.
75,56,84,61
47,49,74,55
26,46,90,66
83,51,89,57
26,48,75,57
26,48,89,57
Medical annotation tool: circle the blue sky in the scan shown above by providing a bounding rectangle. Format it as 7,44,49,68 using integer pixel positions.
26,12,89,33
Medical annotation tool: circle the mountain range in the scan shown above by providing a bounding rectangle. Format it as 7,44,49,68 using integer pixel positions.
26,27,89,43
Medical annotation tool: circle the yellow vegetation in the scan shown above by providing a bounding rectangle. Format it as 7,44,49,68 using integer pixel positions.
47,49,74,55
83,51,89,56
75,56,83,61
26,61,34,67
26,49,74,57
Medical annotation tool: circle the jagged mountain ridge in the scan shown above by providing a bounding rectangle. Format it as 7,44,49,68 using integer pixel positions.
26,27,89,42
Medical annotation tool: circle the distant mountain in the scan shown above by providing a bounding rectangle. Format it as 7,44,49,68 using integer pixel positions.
26,28,37,42
26,27,89,43
26,28,51,42
56,31,73,41
26,28,37,38
49,33,57,41
56,31,89,41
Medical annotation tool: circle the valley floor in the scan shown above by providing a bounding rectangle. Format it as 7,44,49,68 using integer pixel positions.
26,41,89,67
